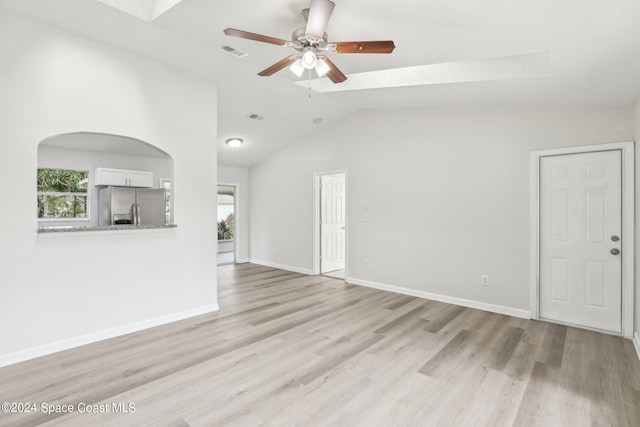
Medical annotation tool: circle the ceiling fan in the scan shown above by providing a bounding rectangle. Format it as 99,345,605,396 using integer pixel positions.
223,0,395,83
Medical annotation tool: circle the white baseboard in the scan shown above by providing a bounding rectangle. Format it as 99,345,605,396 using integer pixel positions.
0,303,219,368
249,259,313,275
634,332,640,362
346,276,530,319
236,258,250,264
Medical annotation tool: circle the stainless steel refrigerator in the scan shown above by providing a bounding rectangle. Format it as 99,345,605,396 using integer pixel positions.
99,186,166,226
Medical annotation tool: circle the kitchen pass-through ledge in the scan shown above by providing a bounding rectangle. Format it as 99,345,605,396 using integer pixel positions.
38,224,178,233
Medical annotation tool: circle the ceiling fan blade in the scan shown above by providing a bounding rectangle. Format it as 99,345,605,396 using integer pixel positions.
305,0,335,37
322,57,347,83
223,28,288,46
335,41,396,54
258,56,299,77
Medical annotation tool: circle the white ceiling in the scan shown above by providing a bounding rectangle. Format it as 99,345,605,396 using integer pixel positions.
95,0,185,22
3,0,640,167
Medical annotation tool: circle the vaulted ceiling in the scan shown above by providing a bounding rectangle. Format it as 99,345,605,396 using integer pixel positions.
2,0,640,167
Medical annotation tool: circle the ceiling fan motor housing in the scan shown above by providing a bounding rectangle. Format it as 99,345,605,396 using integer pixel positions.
291,27,330,51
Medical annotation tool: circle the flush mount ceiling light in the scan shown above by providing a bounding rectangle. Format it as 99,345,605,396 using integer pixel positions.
225,138,243,148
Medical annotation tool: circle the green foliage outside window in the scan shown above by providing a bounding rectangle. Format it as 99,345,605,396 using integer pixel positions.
37,168,89,219
217,213,234,240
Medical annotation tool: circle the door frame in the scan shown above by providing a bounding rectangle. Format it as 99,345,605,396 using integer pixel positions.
530,141,634,338
218,182,239,265
313,169,348,277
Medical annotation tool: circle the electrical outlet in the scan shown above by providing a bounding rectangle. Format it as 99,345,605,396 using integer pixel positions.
364,259,370,268
481,275,489,286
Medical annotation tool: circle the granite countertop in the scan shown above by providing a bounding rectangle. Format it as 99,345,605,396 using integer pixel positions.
38,224,178,233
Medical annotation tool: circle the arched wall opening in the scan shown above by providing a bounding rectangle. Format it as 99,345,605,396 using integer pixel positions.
37,132,174,228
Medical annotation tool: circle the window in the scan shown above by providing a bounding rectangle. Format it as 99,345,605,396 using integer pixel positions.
217,186,235,240
160,178,172,224
37,168,89,220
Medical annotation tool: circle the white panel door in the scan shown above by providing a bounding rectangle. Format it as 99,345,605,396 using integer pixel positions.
321,174,346,273
539,150,622,333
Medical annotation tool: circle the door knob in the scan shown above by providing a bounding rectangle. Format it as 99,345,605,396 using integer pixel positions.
611,235,620,242
610,248,620,255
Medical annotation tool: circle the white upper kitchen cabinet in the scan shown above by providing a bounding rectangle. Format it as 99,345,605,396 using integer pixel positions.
127,170,154,187
95,167,153,188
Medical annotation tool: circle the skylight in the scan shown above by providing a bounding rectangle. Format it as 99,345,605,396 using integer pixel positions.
296,52,551,93
96,0,185,22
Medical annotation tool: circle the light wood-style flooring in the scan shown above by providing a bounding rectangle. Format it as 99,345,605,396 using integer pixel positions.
1,263,639,426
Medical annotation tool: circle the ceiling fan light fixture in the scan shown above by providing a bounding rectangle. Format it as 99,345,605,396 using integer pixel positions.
289,58,305,77
315,57,331,77
301,50,318,69
225,138,243,148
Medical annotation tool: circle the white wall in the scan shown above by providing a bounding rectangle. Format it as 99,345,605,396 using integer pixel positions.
38,145,173,227
249,106,633,314
634,95,640,337
0,12,218,365
218,165,249,262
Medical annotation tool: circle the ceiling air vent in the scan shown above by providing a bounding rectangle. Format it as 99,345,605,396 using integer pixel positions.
247,114,264,120
222,45,248,58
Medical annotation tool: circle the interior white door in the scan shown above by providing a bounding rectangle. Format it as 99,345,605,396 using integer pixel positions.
539,150,622,333
320,174,346,273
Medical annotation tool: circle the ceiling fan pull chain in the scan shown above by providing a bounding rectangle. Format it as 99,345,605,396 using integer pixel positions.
308,69,312,98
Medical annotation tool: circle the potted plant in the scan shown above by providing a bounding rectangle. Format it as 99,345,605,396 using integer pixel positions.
217,213,234,252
